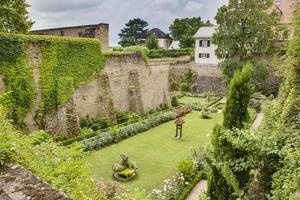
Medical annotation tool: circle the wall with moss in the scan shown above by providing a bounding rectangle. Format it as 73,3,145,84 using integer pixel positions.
0,33,105,133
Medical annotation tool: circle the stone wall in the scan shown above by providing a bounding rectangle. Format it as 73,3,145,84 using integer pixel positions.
32,54,171,135
0,164,72,200
167,60,226,94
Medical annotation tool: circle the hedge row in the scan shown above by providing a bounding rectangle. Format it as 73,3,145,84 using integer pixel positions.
82,111,179,151
177,170,207,200
147,48,193,59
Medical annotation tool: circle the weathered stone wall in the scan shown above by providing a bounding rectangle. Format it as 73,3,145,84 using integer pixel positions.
167,60,226,94
34,54,171,135
0,164,72,200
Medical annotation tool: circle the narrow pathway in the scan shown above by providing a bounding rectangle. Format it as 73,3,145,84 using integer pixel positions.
185,181,207,200
185,111,265,200
251,113,264,130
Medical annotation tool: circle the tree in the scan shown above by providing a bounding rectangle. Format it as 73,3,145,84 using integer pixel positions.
223,63,253,129
213,0,277,60
146,35,159,49
169,17,211,48
119,18,148,47
213,0,278,82
118,37,137,47
0,0,33,33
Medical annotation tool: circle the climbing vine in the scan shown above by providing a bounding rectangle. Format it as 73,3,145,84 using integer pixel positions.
0,33,105,128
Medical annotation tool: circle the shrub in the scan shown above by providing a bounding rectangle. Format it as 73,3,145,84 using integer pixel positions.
174,106,191,117
82,111,178,151
116,111,129,124
177,160,195,180
147,48,193,59
201,109,211,119
152,173,186,200
80,115,111,131
171,96,179,107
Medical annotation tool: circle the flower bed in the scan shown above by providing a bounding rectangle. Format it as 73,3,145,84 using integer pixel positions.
81,110,191,151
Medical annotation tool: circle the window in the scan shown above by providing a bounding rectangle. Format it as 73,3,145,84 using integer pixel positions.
199,53,210,59
199,40,210,47
274,0,281,6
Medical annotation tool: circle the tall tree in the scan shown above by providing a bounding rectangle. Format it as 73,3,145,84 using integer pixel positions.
119,18,148,47
0,0,33,33
169,17,211,48
212,0,278,82
223,63,253,129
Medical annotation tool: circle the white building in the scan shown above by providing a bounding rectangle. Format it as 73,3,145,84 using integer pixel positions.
169,41,180,49
193,26,220,65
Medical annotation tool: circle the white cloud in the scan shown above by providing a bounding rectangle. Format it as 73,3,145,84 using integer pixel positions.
27,0,228,46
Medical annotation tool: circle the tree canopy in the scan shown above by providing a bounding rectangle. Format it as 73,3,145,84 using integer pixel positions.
0,0,33,33
213,0,277,61
119,18,149,47
169,17,211,48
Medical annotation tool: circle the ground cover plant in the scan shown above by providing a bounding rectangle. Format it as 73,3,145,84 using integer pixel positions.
85,111,223,192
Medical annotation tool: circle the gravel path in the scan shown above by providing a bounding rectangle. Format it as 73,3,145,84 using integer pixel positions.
185,181,207,200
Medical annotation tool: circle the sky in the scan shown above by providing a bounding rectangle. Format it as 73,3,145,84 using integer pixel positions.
27,0,228,46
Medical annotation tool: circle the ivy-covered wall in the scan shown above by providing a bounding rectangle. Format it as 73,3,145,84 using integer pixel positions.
0,33,105,129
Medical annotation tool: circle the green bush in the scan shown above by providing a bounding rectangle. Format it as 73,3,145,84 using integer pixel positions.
82,111,178,151
171,96,179,107
80,115,111,131
116,111,129,124
177,159,195,180
147,48,193,59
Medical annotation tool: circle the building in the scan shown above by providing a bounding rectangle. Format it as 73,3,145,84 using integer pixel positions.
30,23,109,50
169,41,180,49
148,28,172,49
193,26,219,65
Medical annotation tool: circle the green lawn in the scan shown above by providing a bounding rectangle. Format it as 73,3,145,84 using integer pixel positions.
178,96,206,104
85,111,222,192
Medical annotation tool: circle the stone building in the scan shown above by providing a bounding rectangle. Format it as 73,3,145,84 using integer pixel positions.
30,23,109,50
272,0,300,25
137,28,173,49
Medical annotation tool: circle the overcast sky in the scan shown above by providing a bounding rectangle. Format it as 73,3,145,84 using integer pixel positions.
27,0,228,46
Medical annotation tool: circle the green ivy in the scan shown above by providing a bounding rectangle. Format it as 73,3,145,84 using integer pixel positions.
0,33,105,128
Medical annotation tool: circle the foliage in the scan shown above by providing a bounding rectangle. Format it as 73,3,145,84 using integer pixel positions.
177,159,195,180
82,111,178,151
177,171,207,200
147,48,193,59
146,35,159,50
119,18,149,47
169,17,211,48
223,63,253,129
213,0,277,60
0,0,33,33
174,106,192,117
80,115,111,131
171,96,179,107
0,33,105,128
151,173,185,200
201,109,211,119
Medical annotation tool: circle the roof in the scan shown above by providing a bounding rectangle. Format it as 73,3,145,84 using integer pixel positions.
30,23,109,32
193,26,217,38
148,28,172,39
169,41,180,49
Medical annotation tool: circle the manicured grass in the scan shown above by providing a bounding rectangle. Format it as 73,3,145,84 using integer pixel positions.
85,111,222,192
179,96,206,104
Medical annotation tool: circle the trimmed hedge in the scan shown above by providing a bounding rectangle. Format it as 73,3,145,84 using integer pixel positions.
82,111,179,151
177,170,207,200
147,48,194,59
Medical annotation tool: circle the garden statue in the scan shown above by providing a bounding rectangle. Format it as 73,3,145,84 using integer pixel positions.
175,117,185,138
112,154,138,182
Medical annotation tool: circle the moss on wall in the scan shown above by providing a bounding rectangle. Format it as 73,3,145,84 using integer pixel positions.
0,33,105,128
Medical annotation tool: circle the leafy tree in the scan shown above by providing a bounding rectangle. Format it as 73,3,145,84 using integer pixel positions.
119,18,148,47
169,17,211,48
223,63,253,129
213,0,278,83
119,36,137,47
0,0,34,33
146,35,159,49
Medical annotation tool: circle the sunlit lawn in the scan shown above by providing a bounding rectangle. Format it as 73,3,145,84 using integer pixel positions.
85,111,223,192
